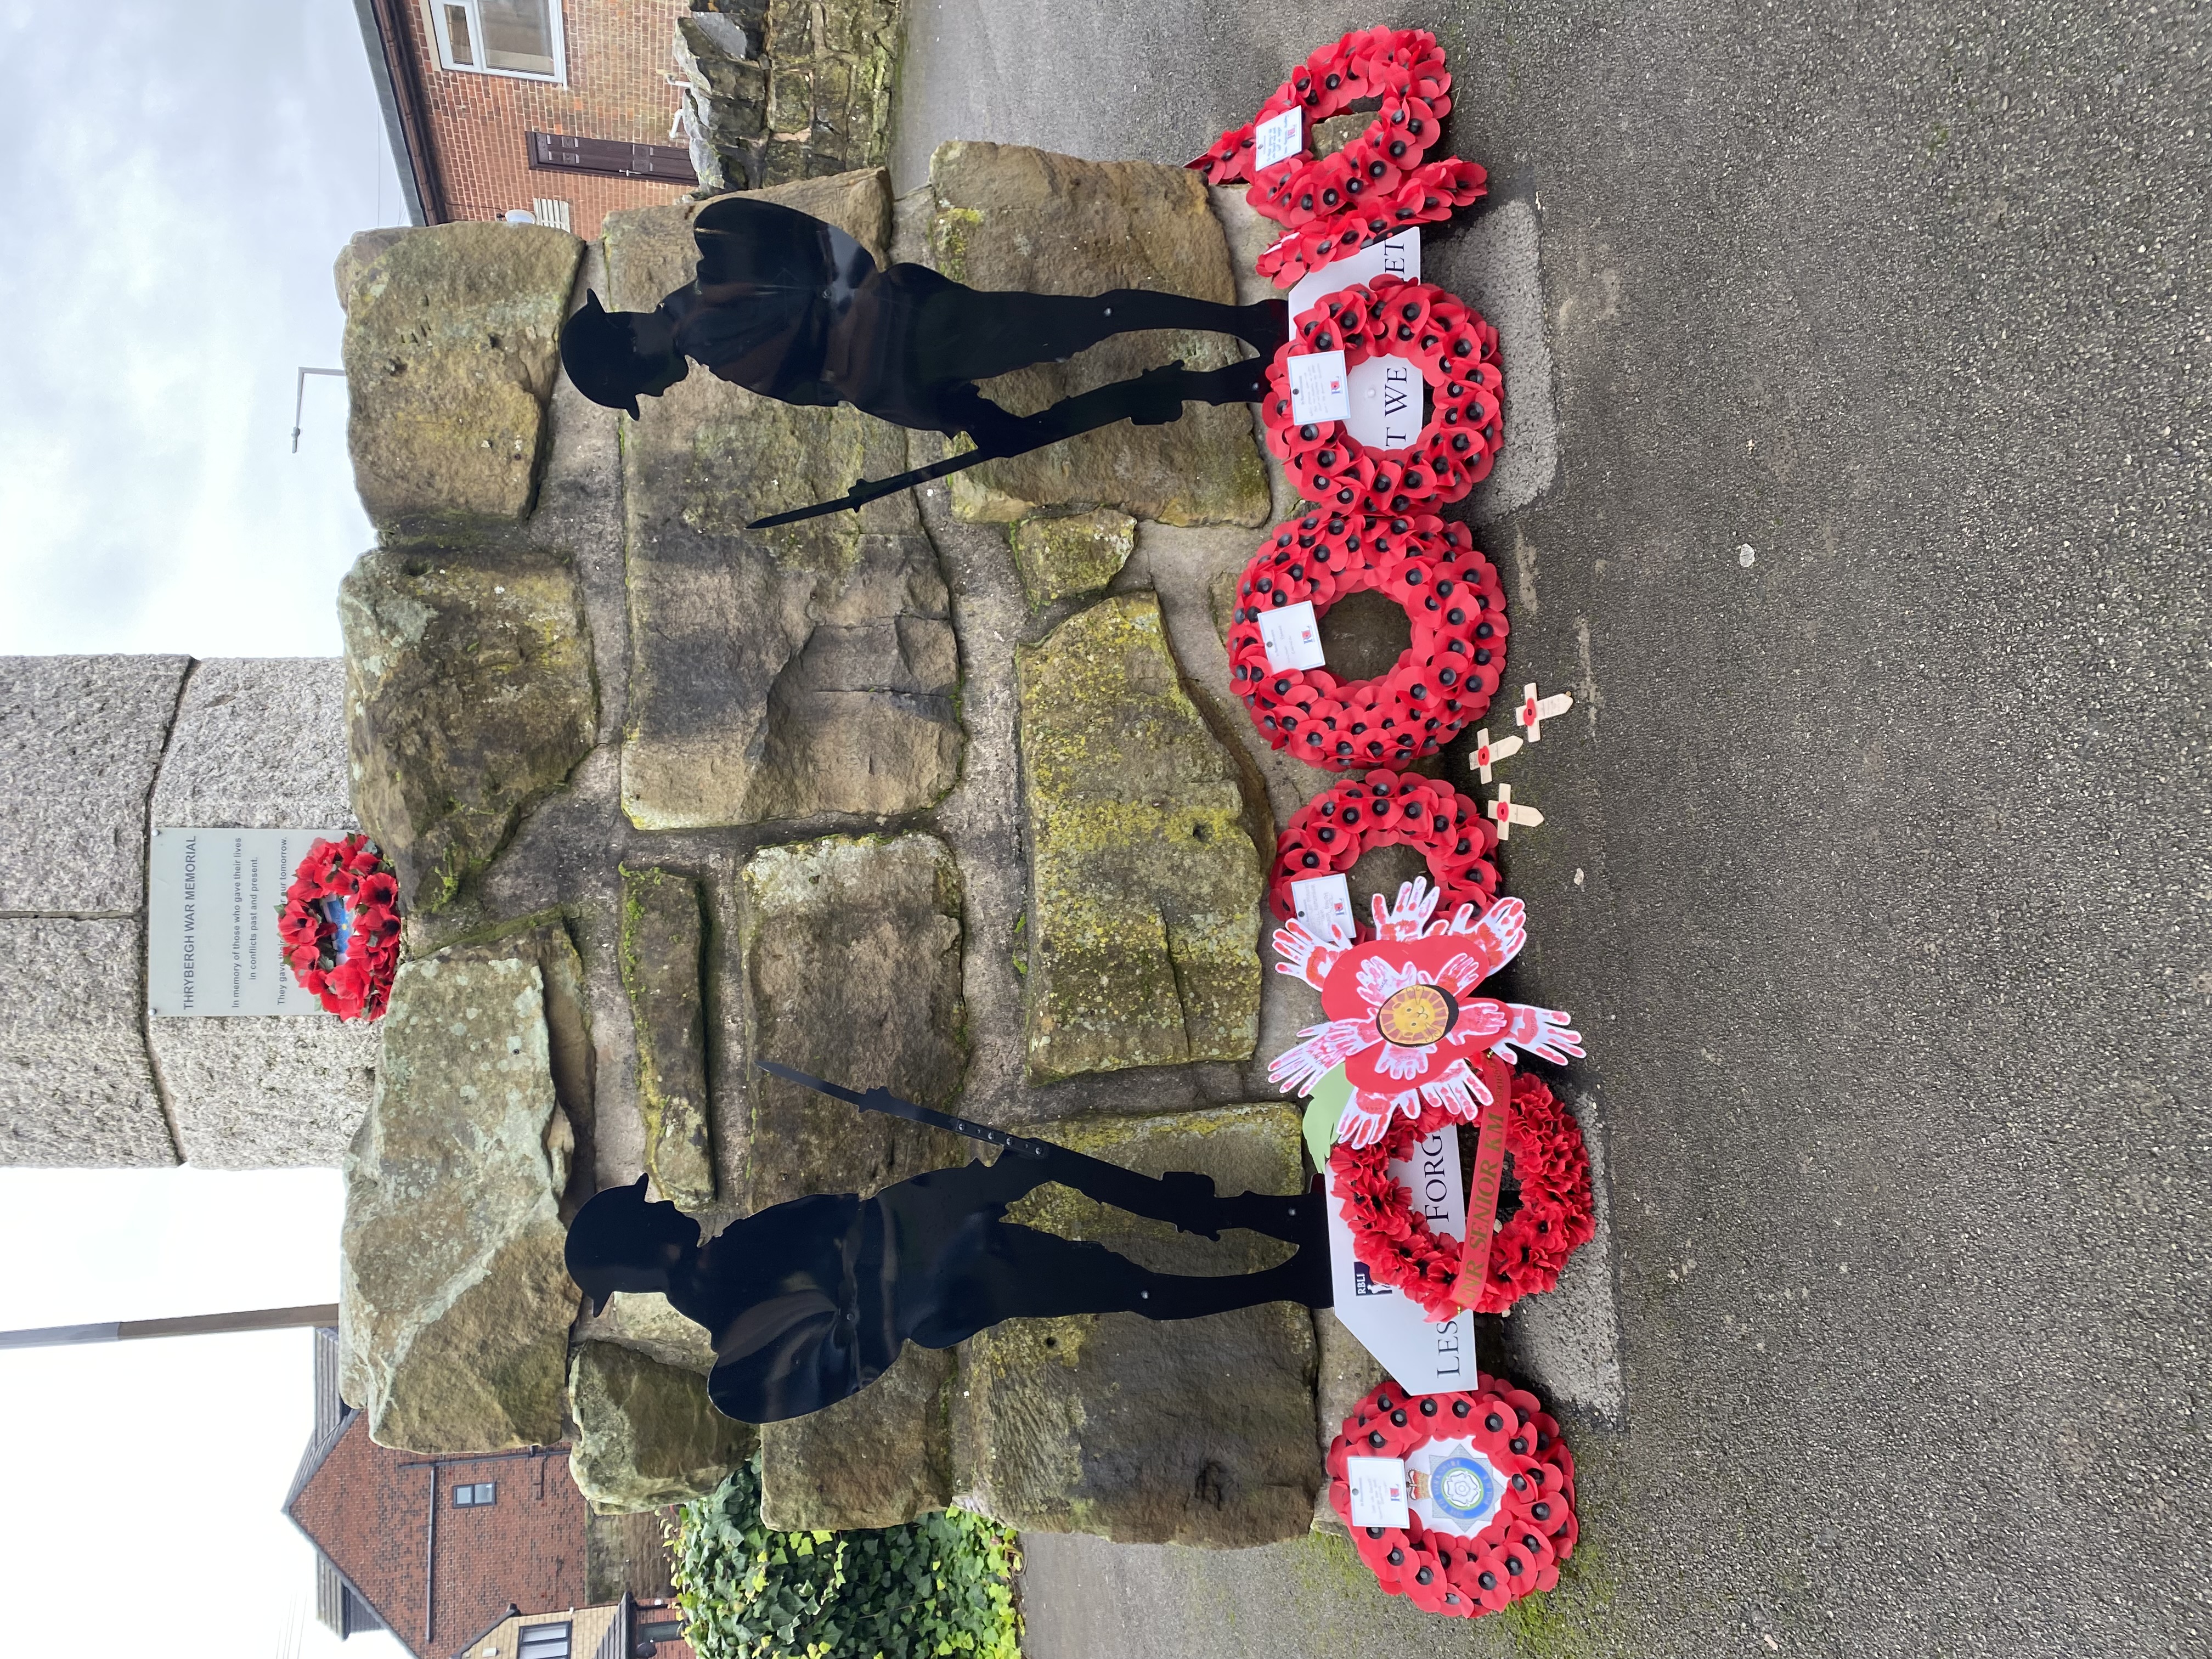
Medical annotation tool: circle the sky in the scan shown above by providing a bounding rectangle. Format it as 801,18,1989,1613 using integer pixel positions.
0,0,397,658
1,4,413,1657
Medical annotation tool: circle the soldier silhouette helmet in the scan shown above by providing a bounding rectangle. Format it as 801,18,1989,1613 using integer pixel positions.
564,1175,701,1314
558,292,688,419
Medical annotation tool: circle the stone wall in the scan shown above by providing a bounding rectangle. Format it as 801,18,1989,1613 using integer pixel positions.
0,654,379,1168
674,0,901,193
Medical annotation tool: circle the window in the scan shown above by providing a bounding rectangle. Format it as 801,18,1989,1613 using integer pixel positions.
452,1481,496,1507
530,198,573,233
517,1623,571,1659
426,1,566,82
527,132,697,184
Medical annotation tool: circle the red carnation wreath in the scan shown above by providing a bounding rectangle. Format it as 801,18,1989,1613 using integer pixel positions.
1329,1074,1594,1319
1188,26,1487,287
1262,278,1504,518
1268,770,1499,929
1328,1376,1577,1616
1229,511,1508,769
279,833,400,1022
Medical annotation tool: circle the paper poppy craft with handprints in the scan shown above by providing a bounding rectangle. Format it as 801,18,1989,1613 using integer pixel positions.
1267,880,1583,1148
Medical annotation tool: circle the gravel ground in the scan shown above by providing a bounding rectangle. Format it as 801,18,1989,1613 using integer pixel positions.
893,3,2210,1655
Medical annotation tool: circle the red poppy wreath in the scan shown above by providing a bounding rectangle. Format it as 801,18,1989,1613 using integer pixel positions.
1229,511,1509,770
1262,278,1504,518
1188,26,1488,287
279,833,400,1022
1268,771,1500,929
1329,1073,1595,1320
1328,1376,1578,1616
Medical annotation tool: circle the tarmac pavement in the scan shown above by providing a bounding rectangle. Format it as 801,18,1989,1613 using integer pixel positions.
892,3,2209,1654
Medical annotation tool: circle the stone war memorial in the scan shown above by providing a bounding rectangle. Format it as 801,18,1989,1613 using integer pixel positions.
0,24,1618,1625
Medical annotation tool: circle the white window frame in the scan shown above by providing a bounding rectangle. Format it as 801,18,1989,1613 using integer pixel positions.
421,0,568,84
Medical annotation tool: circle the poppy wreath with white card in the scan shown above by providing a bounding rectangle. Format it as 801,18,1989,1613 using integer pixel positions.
1187,25,1488,287
1328,1376,1579,1617
1267,772,1499,929
1228,509,1508,769
1263,279,1503,517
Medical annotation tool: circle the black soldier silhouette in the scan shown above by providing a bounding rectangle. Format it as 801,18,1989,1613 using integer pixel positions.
558,194,1290,525
564,1071,1331,1424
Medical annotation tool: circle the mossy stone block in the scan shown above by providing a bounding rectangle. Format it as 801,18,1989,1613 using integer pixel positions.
619,866,715,1212
1009,509,1137,608
1015,593,1263,1083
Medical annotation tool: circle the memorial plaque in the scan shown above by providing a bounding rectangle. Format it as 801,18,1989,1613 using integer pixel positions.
148,827,348,1017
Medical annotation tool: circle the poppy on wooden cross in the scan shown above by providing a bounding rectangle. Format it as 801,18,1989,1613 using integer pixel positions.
1468,727,1523,783
1515,682,1575,742
1487,783,1546,840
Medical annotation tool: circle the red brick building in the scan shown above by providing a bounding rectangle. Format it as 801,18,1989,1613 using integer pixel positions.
285,1329,682,1659
355,0,698,238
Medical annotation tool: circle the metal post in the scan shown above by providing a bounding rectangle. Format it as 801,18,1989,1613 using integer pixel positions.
292,367,347,452
0,1304,341,1350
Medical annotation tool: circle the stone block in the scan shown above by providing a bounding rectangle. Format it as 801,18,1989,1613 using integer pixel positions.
0,917,175,1166
338,546,596,913
929,143,1270,527
760,1343,953,1532
758,137,810,189
154,1016,381,1168
340,943,579,1453
1015,594,1264,1083
1008,509,1136,608
763,0,812,59
333,228,408,308
0,654,188,914
579,1290,718,1375
619,866,715,1211
738,834,966,1209
767,67,812,133
148,658,354,834
569,1340,753,1514
954,1104,1319,1545
605,177,961,830
341,222,582,535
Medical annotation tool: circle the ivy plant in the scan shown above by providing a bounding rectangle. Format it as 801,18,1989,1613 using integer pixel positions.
669,1457,1022,1659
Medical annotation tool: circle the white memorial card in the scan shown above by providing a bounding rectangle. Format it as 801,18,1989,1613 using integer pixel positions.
1257,598,1326,670
1252,106,1304,171
148,827,350,1017
1290,872,1355,946
1324,1122,1477,1395
1286,350,1352,425
1345,1456,1412,1528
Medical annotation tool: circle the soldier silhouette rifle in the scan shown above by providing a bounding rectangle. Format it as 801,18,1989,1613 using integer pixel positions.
558,195,1290,528
563,1066,1331,1425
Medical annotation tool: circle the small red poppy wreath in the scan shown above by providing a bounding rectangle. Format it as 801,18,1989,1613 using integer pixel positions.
1328,1376,1578,1617
1262,278,1504,518
279,833,400,1022
1228,512,1508,770
1329,1073,1595,1320
1188,26,1488,287
1268,771,1499,929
